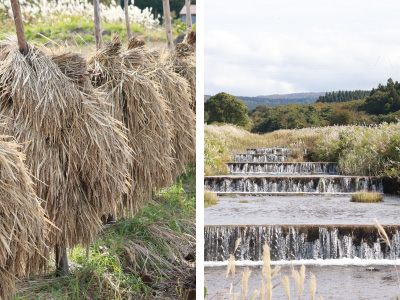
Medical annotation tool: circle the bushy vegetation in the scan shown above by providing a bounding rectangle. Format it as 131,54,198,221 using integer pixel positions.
204,190,218,208
248,79,400,133
351,191,383,203
16,166,196,299
205,92,251,128
205,123,400,177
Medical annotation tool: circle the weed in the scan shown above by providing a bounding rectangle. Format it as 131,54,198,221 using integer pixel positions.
351,191,383,203
205,190,219,208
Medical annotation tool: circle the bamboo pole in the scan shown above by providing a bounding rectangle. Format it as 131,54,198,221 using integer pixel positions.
124,0,133,39
55,245,69,276
10,0,28,55
162,0,174,50
185,0,191,30
94,0,102,49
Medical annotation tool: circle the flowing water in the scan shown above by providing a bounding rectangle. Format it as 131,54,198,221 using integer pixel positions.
204,147,400,298
205,265,399,300
205,195,400,225
226,162,338,174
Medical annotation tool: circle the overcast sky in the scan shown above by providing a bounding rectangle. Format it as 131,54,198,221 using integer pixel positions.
205,0,400,96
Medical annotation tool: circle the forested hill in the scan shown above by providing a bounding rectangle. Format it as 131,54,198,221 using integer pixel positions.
316,90,370,103
205,92,324,109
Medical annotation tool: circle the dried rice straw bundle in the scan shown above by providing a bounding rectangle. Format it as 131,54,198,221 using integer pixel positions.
0,134,48,300
124,37,195,175
88,35,173,214
183,30,196,48
165,42,196,111
0,36,130,254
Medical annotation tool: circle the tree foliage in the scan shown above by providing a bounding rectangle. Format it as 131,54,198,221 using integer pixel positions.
205,92,250,127
362,78,400,115
316,90,370,103
134,0,196,19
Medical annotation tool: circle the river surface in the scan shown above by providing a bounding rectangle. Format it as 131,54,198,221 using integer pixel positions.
205,195,400,225
205,265,400,300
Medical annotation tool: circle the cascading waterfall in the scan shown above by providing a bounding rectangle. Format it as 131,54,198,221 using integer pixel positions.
232,154,287,162
226,162,338,174
204,225,400,262
246,148,292,155
204,176,383,194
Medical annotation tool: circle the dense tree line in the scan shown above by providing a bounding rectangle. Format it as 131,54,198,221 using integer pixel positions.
316,90,370,103
250,79,400,133
134,0,196,20
362,79,400,115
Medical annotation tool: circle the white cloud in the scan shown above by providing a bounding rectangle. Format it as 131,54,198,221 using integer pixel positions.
205,0,400,96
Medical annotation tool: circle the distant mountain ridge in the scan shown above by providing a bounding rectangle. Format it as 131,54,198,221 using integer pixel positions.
204,92,325,110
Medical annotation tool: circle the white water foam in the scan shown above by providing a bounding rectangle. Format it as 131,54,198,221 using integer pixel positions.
204,258,400,267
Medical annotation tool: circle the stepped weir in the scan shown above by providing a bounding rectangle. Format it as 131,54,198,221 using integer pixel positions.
204,147,397,265
205,225,400,261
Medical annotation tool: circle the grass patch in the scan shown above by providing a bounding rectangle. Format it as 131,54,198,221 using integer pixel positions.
204,190,218,208
16,165,196,299
351,191,383,203
1,19,167,50
239,200,249,203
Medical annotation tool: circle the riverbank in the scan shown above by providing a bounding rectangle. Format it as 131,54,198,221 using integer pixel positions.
205,123,400,189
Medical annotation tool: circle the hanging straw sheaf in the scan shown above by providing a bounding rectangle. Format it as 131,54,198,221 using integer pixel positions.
124,37,195,176
0,36,130,250
0,134,48,300
88,35,173,214
164,40,196,112
183,30,196,48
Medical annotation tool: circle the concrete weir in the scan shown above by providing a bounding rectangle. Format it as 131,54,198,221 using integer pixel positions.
225,162,338,174
204,225,400,262
204,175,383,194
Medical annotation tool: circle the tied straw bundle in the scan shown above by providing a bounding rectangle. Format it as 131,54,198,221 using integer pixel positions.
88,35,173,214
124,36,195,177
0,36,131,260
0,134,48,300
165,33,196,112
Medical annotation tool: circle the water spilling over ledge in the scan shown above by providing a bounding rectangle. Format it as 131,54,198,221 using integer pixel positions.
204,225,400,262
246,148,293,155
226,162,338,174
232,153,288,162
204,175,383,194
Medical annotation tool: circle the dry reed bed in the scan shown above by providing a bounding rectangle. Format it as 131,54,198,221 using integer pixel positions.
124,36,196,177
0,134,48,300
0,36,130,250
88,35,174,214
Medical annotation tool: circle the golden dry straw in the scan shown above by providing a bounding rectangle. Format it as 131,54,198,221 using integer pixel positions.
183,30,196,47
0,36,130,251
124,37,195,176
88,35,173,214
164,41,196,112
0,134,48,300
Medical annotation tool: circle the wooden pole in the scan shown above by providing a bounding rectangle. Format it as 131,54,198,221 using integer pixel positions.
185,0,191,30
55,244,69,276
10,0,28,55
124,0,133,39
94,0,102,49
162,0,174,50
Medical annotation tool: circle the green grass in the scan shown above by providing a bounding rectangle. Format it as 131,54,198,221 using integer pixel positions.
351,191,383,203
204,190,218,208
16,165,196,299
2,20,165,46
